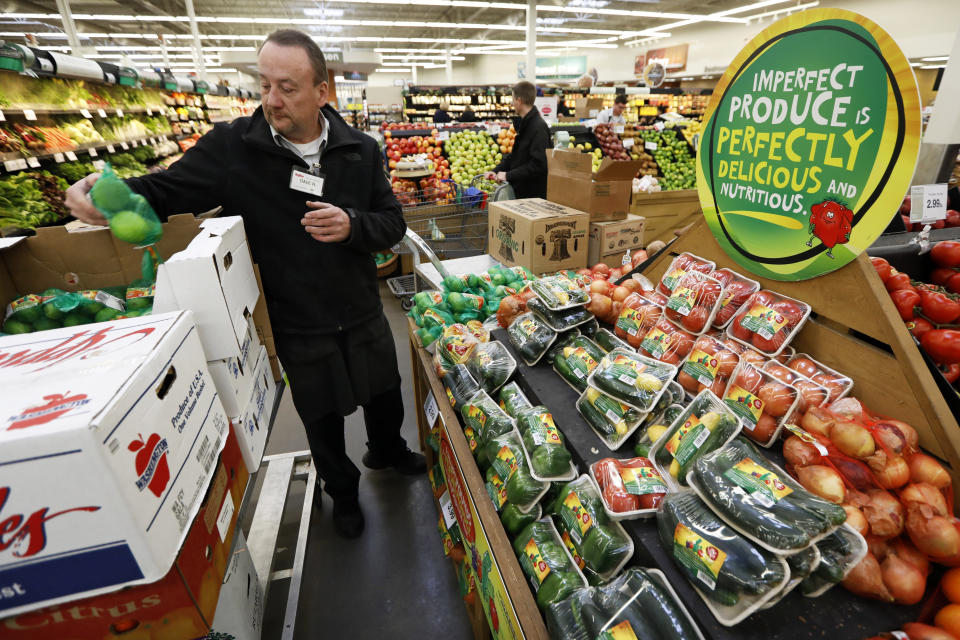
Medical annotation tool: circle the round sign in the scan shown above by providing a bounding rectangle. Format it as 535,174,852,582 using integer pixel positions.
644,62,666,88
696,9,921,281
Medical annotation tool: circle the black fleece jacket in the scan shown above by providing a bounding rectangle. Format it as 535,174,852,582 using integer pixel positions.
126,105,406,334
493,106,550,199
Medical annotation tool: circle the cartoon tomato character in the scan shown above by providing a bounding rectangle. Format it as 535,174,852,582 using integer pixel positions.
808,200,853,258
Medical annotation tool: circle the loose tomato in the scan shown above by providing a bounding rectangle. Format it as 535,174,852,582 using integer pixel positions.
907,316,934,340
890,288,921,321
920,289,960,324
921,329,960,365
940,363,960,384
932,267,957,287
870,257,893,282
885,272,913,292
931,241,960,268
947,272,960,295
758,382,795,417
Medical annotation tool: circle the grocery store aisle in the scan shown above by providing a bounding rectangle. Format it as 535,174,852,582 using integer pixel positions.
256,280,474,640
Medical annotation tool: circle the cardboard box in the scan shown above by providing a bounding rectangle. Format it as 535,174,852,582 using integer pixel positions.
575,97,604,119
207,315,262,418
629,188,702,245
0,427,249,638
547,149,642,222
230,345,277,473
487,198,589,274
209,531,264,640
588,214,647,267
0,311,230,618
252,264,281,383
154,217,261,362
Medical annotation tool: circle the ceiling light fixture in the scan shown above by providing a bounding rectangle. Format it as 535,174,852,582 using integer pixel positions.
740,1,819,23
921,56,949,62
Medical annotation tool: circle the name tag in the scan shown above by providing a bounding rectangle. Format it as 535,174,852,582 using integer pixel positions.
289,168,325,196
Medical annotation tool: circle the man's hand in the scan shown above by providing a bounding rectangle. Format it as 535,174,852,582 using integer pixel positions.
495,171,507,182
64,173,108,225
302,201,351,243
484,171,496,181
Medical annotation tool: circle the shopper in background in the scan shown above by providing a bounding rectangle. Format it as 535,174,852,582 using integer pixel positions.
433,101,453,123
487,81,550,199
459,105,477,123
556,90,572,118
63,28,425,540
597,94,627,124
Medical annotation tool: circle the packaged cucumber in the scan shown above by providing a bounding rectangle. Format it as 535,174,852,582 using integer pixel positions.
578,317,600,339
576,387,646,451
461,390,516,450
498,381,533,418
466,340,516,394
507,312,557,366
759,544,821,609
593,328,632,354
443,364,481,410
530,274,590,311
690,437,848,554
545,568,705,640
587,348,677,413
800,524,867,598
528,296,594,332
513,517,588,609
515,406,576,482
632,420,671,459
650,390,741,490
548,475,634,583
656,490,790,626
546,328,584,366
553,336,606,393
481,430,548,513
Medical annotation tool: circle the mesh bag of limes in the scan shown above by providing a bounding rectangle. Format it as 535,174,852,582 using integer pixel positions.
0,164,162,336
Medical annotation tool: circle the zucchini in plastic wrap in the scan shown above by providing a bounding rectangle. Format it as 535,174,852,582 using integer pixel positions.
443,364,480,409
516,406,573,479
691,437,847,553
507,312,557,365
498,381,533,418
466,340,516,394
553,336,605,392
577,387,644,446
513,518,586,609
800,524,867,597
528,296,594,331
587,348,676,412
530,274,590,310
593,328,632,354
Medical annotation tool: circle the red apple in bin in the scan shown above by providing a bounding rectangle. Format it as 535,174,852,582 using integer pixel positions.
129,432,171,498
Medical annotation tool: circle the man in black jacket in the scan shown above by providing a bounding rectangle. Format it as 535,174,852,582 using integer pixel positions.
64,29,424,539
489,81,550,199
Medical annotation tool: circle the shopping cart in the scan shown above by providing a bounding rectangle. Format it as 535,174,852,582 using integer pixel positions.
387,228,451,310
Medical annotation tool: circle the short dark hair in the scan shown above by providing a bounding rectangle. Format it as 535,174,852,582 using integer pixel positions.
614,94,628,105
512,81,536,106
260,29,327,86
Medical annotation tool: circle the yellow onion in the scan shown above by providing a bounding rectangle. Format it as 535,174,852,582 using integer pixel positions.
907,452,952,489
830,419,876,459
901,482,949,517
881,553,926,605
863,490,905,538
783,435,821,468
800,406,835,438
906,505,960,561
842,505,869,536
796,465,846,504
874,454,910,489
842,552,894,602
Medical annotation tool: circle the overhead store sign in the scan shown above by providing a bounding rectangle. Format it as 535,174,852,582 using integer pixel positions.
697,8,921,281
644,62,666,88
644,44,688,72
518,56,586,80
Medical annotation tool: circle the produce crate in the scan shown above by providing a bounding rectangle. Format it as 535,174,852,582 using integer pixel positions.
628,188,701,245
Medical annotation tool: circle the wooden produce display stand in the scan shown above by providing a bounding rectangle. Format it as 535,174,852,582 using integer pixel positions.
629,189,701,246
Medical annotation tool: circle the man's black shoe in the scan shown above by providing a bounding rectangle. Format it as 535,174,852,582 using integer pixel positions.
332,496,364,538
362,447,427,475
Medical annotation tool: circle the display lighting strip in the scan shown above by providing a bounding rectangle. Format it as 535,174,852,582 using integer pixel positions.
374,68,411,73
380,55,467,60
627,0,798,36
922,56,950,62
741,0,819,22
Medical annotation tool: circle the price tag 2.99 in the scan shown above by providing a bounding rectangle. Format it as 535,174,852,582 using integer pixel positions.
911,183,948,224
423,390,440,429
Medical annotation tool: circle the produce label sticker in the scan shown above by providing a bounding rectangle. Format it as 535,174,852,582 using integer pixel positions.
666,414,710,466
564,346,598,379
724,385,764,426
519,317,539,338
531,412,562,446
465,405,488,431
463,426,479,453
620,464,667,496
740,303,788,340
443,334,473,362
521,538,552,586
725,457,794,507
640,327,670,359
607,354,644,386
485,472,508,510
785,424,829,455
126,284,154,299
696,8,922,281
673,523,727,591
616,307,643,336
475,349,493,368
667,286,697,316
493,445,520,480
683,349,720,385
560,490,593,544
593,391,630,424
445,386,457,407
599,620,641,640
661,267,687,292
6,293,41,320
561,531,586,570
422,308,446,328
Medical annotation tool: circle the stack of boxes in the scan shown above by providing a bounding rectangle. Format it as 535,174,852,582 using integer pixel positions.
0,215,276,638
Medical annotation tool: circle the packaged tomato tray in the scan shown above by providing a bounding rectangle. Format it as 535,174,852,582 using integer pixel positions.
722,361,800,448
657,252,716,296
662,271,725,335
762,361,829,416
725,289,811,357
590,457,668,520
615,292,663,349
711,268,761,330
677,334,741,398
637,318,696,366
785,353,853,403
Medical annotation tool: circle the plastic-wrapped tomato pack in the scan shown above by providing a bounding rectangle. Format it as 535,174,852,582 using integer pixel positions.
786,353,853,402
657,252,716,296
662,271,725,335
726,290,811,357
711,268,761,330
763,361,829,415
677,335,741,398
615,292,663,348
637,318,696,366
591,457,668,519
723,361,800,447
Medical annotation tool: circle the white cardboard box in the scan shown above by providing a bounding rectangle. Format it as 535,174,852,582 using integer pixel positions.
206,315,262,418
0,311,229,618
231,345,276,472
210,531,263,640
153,216,261,362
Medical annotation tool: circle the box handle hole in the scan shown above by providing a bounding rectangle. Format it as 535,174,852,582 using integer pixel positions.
156,366,177,399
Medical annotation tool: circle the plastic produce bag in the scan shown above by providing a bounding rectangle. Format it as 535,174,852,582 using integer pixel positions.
591,457,667,518
481,430,548,513
546,329,583,366
516,406,575,481
657,252,716,296
678,334,741,398
527,296,593,332
548,475,634,581
531,274,589,311
501,502,541,537
576,387,645,449
437,323,480,366
726,289,811,357
723,361,800,447
553,336,606,393
662,271,725,335
690,438,848,553
466,340,516,394
498,381,533,418
800,524,868,597
711,268,760,330
507,312,557,366
587,348,677,412
3,287,126,334
578,317,600,339
89,163,163,247
461,390,516,452
443,364,480,410
651,390,741,489
513,518,587,609
414,290,447,314
657,491,789,626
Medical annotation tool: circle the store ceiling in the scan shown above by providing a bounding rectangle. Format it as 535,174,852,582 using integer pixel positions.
0,0,810,67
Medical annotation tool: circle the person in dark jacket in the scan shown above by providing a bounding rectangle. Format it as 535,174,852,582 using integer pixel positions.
433,101,453,123
458,106,477,123
64,29,424,540
488,81,550,199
